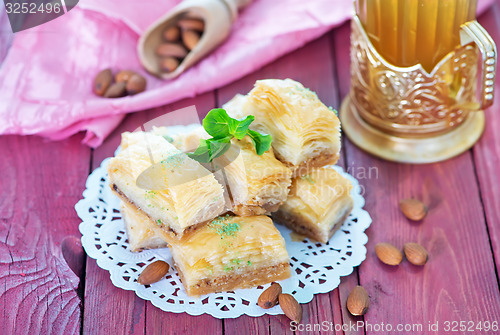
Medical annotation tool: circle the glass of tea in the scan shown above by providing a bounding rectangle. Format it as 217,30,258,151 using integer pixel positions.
340,0,497,163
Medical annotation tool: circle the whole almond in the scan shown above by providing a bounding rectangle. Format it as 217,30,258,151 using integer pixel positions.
115,70,137,83
375,242,403,266
279,293,302,323
163,25,180,42
93,69,113,96
137,260,170,285
126,74,147,95
399,198,428,221
156,43,188,58
182,29,200,50
104,82,127,98
177,18,205,31
404,242,428,266
258,283,282,309
160,57,180,73
347,286,369,316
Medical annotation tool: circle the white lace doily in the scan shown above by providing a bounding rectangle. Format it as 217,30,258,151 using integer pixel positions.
76,129,371,318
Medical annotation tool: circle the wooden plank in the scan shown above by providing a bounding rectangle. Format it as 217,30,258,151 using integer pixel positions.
83,259,147,335
473,2,500,275
0,134,91,334
218,34,344,335
83,93,224,334
333,12,500,335
146,309,223,335
225,316,270,335
330,22,366,335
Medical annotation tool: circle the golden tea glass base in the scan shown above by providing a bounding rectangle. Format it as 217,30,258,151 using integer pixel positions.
340,96,485,164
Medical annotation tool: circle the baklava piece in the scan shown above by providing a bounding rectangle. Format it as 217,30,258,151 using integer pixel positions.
121,202,172,252
157,126,292,216
222,136,292,216
223,79,341,177
168,215,291,296
150,126,205,153
273,167,353,244
108,131,225,240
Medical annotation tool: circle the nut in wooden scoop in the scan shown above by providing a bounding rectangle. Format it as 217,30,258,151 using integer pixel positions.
138,0,240,79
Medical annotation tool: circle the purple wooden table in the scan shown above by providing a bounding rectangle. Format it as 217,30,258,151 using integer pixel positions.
1,4,500,335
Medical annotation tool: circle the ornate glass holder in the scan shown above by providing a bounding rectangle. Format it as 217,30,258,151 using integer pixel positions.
340,16,497,163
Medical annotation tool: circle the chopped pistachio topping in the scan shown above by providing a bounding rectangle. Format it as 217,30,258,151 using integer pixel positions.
328,105,339,115
145,190,157,199
300,174,315,185
162,135,174,143
160,152,186,169
209,215,241,239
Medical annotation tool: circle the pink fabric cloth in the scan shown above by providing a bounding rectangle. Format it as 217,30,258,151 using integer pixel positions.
0,0,495,147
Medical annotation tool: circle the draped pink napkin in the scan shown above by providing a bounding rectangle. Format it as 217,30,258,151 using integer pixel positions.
0,0,494,147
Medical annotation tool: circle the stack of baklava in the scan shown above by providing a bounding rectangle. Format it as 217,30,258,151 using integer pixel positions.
107,78,354,296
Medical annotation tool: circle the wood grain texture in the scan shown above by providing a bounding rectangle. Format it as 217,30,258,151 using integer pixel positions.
473,3,500,276
83,259,146,335
146,308,222,335
330,23,366,335
333,12,500,335
0,134,90,334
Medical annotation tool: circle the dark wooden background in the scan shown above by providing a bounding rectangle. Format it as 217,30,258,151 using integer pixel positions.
1,4,500,334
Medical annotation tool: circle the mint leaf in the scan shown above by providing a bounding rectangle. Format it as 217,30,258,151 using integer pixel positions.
247,129,272,155
186,139,211,163
203,108,234,139
190,108,272,162
207,137,232,160
233,115,254,139
187,137,232,163
203,108,255,140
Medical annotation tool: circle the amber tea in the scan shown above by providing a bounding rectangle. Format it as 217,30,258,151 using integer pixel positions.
356,0,478,72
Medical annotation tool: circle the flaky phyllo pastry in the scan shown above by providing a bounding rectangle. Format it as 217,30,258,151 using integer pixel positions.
273,167,353,244
223,136,292,215
167,215,291,296
107,131,225,239
159,126,292,216
150,126,206,153
223,79,341,177
121,201,172,252
107,78,354,298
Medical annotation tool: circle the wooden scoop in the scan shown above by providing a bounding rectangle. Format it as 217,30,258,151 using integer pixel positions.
138,0,251,79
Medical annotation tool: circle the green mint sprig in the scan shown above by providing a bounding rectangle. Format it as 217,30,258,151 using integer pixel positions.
186,108,272,163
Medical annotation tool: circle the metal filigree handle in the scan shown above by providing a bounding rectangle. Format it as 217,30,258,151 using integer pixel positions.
460,20,497,109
